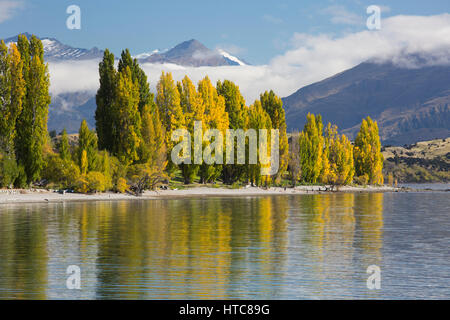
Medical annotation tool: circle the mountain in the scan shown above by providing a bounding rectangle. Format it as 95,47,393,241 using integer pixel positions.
4,33,104,61
48,93,96,134
138,39,246,67
282,60,450,145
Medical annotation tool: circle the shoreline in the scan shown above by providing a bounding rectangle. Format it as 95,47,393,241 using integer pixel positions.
0,185,421,205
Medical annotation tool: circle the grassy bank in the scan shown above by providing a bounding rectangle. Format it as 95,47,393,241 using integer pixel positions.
382,137,450,183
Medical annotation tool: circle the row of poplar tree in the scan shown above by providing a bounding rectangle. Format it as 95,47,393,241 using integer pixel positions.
289,114,384,187
0,34,384,191
94,47,383,189
94,49,290,188
0,35,51,188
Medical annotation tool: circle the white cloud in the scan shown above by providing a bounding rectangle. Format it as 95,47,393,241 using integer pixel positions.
48,59,101,95
215,44,246,56
322,5,364,26
0,0,23,23
48,14,450,104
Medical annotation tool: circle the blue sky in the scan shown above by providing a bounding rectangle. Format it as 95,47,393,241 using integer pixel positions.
0,0,449,64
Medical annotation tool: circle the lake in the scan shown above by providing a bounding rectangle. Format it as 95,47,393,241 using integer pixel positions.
0,192,449,299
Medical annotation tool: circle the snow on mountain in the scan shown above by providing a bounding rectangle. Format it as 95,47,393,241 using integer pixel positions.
138,39,246,67
218,49,246,66
5,33,104,61
133,48,169,60
133,49,160,60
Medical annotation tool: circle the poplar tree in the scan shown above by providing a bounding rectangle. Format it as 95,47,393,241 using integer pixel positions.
95,49,116,151
299,113,324,184
80,149,88,176
156,71,184,174
288,132,301,187
260,90,288,183
15,35,51,183
0,41,25,155
217,80,247,184
139,103,166,169
247,100,272,186
118,49,152,113
156,71,184,141
114,67,141,165
325,124,354,185
77,120,98,171
354,117,384,185
178,75,204,184
198,76,229,183
58,128,71,161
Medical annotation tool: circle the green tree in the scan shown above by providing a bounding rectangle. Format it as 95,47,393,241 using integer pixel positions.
58,128,71,161
217,80,248,184
156,71,184,174
94,150,113,190
0,42,25,155
354,117,384,185
114,67,142,164
177,75,203,184
288,131,301,187
299,113,324,184
118,49,152,113
198,76,229,183
80,149,88,176
325,123,354,186
15,35,51,183
95,49,117,151
247,100,272,186
138,103,166,169
260,90,288,183
77,120,98,171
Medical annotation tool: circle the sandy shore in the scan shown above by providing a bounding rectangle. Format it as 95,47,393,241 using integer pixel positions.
0,185,401,204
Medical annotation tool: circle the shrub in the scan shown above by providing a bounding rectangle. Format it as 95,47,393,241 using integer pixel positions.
354,174,369,185
127,164,167,195
13,165,27,188
0,153,18,188
116,177,128,193
42,154,80,189
86,171,106,193
74,175,89,193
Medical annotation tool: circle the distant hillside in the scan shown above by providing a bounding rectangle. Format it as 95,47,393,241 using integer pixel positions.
283,60,450,145
48,93,96,134
382,137,450,183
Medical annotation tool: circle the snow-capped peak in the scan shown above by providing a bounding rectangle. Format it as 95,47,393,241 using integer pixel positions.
134,49,160,60
41,39,58,52
218,49,246,66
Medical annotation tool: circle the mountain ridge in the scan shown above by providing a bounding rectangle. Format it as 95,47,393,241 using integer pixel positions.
3,33,247,67
282,60,450,145
139,39,246,67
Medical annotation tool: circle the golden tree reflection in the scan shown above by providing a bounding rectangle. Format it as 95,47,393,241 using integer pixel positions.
0,205,48,299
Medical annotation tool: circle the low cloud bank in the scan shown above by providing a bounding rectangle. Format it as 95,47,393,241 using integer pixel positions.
48,14,450,103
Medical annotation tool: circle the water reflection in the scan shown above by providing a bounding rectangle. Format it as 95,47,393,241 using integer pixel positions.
0,192,449,299
0,204,49,299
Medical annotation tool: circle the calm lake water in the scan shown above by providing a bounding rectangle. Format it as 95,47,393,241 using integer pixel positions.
0,192,449,299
